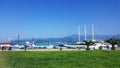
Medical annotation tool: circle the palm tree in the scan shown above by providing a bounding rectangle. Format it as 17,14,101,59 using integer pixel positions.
106,38,120,50
24,44,27,52
58,44,64,51
84,40,94,50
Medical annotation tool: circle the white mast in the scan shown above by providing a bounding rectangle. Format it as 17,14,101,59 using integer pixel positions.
78,25,80,42
92,24,95,41
84,25,87,40
18,34,20,45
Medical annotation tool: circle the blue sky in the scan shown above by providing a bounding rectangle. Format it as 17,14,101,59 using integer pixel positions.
0,0,120,40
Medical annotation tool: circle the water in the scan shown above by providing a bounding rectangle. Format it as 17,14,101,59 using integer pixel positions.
36,42,63,46
12,40,72,46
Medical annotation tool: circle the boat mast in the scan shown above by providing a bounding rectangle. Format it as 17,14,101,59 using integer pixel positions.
32,37,34,41
32,37,35,46
8,37,12,44
84,25,87,40
78,25,80,42
18,34,20,45
92,24,95,41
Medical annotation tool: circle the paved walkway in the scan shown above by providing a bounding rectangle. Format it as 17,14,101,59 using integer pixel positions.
0,48,86,51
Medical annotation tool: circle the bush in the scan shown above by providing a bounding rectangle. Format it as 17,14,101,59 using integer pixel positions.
111,47,115,50
99,46,103,50
60,47,62,51
86,48,90,50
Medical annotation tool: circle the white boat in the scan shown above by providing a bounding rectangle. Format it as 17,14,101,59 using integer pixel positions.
64,44,85,49
46,45,54,49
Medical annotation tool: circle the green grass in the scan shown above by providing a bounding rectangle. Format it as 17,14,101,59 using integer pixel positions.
0,51,120,68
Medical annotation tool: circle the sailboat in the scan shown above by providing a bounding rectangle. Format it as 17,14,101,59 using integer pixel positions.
76,25,86,44
76,25,81,44
64,24,97,49
63,25,86,48
92,24,96,42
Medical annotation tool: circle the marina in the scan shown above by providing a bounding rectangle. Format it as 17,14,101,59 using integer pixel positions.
0,40,120,51
0,24,120,51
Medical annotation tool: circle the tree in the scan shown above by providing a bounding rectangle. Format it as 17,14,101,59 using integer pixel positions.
58,44,64,51
84,40,94,50
24,43,27,52
106,38,120,50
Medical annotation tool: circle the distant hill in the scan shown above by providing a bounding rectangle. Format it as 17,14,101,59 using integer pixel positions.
12,34,120,44
66,34,120,41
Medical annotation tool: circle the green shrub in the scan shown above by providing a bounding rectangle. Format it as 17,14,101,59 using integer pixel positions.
99,46,103,50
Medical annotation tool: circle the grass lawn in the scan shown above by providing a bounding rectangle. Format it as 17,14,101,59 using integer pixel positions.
0,51,120,68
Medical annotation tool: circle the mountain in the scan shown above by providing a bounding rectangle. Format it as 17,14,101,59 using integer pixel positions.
66,34,120,41
12,34,120,44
